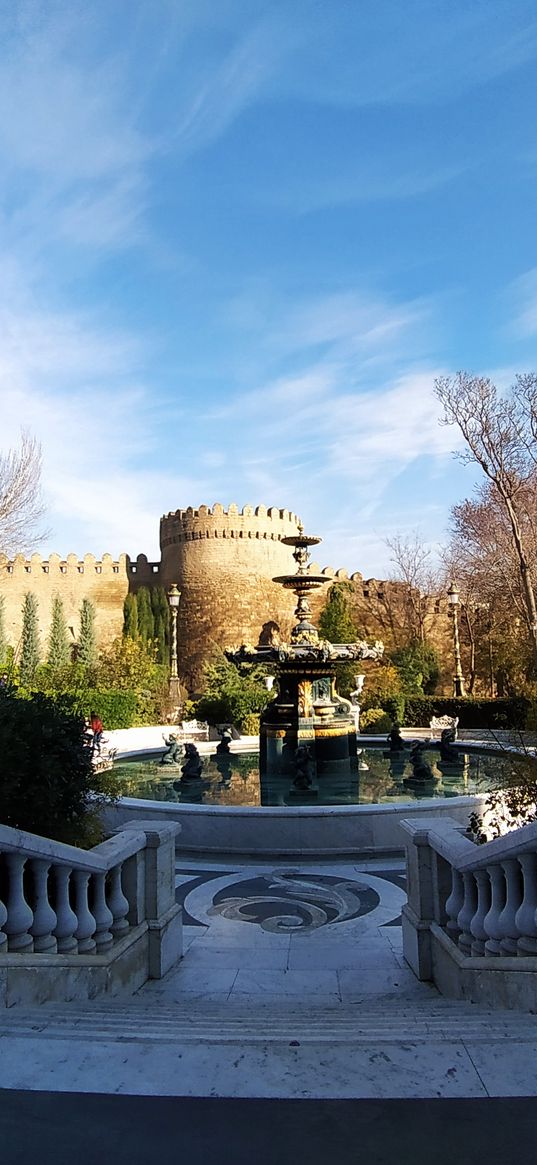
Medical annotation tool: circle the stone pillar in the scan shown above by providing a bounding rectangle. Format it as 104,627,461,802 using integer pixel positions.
117,821,183,978
400,823,435,980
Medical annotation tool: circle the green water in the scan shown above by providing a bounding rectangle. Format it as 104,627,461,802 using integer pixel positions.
113,747,503,808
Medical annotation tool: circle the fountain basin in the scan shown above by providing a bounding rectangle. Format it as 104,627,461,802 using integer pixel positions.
103,790,486,858
103,731,495,858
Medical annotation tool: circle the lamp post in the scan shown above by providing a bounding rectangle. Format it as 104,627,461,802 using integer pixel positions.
167,584,181,705
447,581,465,697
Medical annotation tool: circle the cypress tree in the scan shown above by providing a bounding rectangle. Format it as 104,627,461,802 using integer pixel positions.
0,595,8,669
47,594,70,669
150,587,169,663
78,598,97,668
20,592,41,686
318,583,359,643
123,593,139,640
136,587,154,643
154,613,167,664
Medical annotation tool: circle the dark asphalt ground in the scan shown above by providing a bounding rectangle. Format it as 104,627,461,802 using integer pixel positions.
1,1091,536,1165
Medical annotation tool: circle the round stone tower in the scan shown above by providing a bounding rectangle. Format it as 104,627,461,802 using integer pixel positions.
159,503,302,689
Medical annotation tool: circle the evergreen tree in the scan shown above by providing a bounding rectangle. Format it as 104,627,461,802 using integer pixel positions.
123,593,138,640
136,587,154,643
20,592,41,685
318,583,361,699
0,594,8,669
150,587,169,664
47,594,70,669
318,583,359,643
390,641,440,695
78,598,97,669
154,613,167,664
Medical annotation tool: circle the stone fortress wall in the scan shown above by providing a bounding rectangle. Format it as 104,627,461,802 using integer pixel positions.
0,502,452,689
0,552,129,658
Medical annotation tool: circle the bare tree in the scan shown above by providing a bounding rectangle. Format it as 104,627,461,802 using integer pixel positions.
385,531,440,643
444,479,537,691
435,373,537,663
0,431,47,556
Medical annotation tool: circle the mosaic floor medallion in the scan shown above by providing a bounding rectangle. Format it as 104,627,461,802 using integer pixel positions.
207,869,380,934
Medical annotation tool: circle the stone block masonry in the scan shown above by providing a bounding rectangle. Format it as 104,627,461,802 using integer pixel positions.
0,552,128,655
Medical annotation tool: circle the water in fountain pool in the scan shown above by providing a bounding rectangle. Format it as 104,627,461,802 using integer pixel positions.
113,746,503,808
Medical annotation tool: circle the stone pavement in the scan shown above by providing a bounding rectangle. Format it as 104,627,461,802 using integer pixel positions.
2,857,537,1100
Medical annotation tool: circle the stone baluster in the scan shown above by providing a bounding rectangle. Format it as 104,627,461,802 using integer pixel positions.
4,854,34,952
73,870,96,954
470,868,491,956
29,859,57,953
91,872,114,951
483,864,507,956
53,865,78,953
0,891,7,954
515,852,537,956
457,872,477,954
107,864,129,939
498,858,523,955
445,868,464,941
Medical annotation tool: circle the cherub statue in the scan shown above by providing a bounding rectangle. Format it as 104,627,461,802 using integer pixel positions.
408,740,437,782
181,742,203,781
293,744,314,790
387,722,406,752
160,733,183,766
216,726,232,755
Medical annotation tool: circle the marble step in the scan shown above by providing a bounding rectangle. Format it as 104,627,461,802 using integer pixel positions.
2,1001,537,1044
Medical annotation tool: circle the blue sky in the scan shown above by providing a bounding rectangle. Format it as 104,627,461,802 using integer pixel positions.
2,0,537,576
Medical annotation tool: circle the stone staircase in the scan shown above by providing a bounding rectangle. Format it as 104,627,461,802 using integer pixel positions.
1,992,537,1099
2,996,537,1045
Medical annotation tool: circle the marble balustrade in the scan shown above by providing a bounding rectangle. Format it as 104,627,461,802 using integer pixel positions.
0,818,180,958
401,815,537,984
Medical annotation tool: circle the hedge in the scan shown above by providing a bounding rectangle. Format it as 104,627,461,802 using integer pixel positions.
69,689,139,729
400,695,530,731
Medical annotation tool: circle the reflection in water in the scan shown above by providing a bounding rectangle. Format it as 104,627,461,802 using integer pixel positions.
113,747,500,808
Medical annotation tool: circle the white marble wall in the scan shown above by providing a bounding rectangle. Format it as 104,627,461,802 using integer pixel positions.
104,795,485,859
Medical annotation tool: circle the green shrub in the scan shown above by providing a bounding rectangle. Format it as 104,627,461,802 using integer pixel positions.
402,695,530,730
380,694,406,725
389,641,440,695
13,686,140,729
193,659,270,731
0,687,119,845
240,713,260,736
360,707,392,733
72,689,139,729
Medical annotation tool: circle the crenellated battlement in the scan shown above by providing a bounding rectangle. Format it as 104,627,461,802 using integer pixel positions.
161,503,299,523
160,502,301,550
0,552,127,578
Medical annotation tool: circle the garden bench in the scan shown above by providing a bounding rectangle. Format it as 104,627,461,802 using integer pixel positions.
430,714,459,738
180,719,210,741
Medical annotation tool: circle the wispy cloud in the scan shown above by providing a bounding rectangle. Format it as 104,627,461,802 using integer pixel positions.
204,283,461,569
0,5,152,257
274,2,537,108
508,268,537,338
0,268,207,557
168,19,281,160
266,165,463,214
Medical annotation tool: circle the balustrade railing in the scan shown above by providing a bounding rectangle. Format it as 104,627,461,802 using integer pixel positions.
0,819,178,960
402,816,537,964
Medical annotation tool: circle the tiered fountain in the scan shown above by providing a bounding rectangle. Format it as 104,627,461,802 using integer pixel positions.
226,525,384,783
